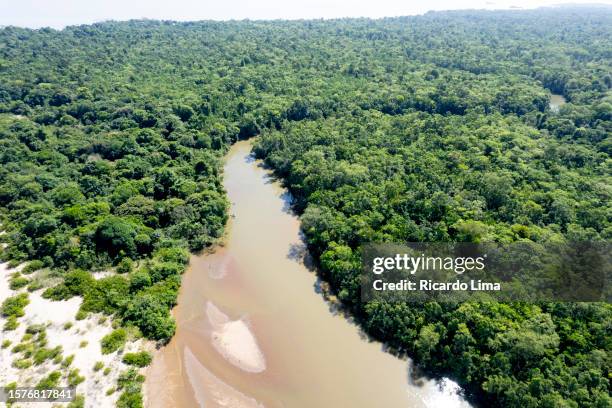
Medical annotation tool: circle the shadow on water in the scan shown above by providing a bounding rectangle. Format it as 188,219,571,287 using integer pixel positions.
284,213,475,406
244,152,257,164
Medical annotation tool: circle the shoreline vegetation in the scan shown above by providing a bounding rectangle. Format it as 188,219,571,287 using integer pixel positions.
0,5,610,407
0,259,154,407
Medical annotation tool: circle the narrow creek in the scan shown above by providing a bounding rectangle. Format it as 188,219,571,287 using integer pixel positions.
145,139,470,408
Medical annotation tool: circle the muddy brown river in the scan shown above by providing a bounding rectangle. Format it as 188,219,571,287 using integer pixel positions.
145,140,470,408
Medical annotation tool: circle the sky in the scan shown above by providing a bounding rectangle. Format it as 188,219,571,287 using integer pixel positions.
1,0,610,29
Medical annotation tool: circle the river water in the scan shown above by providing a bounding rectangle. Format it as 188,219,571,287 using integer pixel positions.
145,140,470,408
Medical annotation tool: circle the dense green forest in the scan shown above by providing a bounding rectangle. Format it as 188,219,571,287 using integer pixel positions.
0,6,610,407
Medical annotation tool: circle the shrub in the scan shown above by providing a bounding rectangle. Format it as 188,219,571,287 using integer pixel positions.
36,371,61,389
1,293,29,317
13,358,32,369
4,316,18,330
43,269,94,300
129,270,152,292
101,329,127,354
67,395,85,408
62,354,75,367
9,274,29,289
26,324,45,334
116,368,145,408
122,351,152,367
81,275,129,314
33,346,62,365
67,368,85,386
22,260,44,274
123,294,175,341
27,280,43,292
117,258,134,274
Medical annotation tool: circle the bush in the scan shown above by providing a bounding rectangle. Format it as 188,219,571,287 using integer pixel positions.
122,351,152,367
149,262,184,282
33,346,62,365
1,293,29,317
116,368,145,408
123,294,175,341
36,371,61,389
62,354,75,367
129,270,152,292
13,358,32,369
43,269,94,300
81,275,129,314
117,258,134,274
22,260,44,274
101,328,127,354
4,316,18,330
67,395,85,408
68,368,85,386
9,274,28,290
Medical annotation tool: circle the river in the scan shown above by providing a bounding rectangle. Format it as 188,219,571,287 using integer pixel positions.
145,140,470,408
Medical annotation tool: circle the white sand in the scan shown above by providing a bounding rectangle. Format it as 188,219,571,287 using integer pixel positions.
0,261,16,304
91,270,115,280
184,347,264,408
206,301,266,373
0,262,150,408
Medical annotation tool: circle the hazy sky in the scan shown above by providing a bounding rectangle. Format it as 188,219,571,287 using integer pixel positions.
1,0,610,29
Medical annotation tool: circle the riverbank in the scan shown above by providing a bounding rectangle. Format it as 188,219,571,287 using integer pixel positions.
146,139,470,408
0,261,151,407
207,301,266,373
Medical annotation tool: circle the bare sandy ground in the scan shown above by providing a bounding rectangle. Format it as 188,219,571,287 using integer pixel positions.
0,261,148,407
184,347,264,408
206,301,266,373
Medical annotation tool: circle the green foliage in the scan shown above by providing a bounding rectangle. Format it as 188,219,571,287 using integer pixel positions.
100,328,127,354
22,260,44,274
60,354,74,367
116,368,145,408
4,316,18,330
122,351,153,367
117,257,134,274
1,293,29,318
123,294,176,341
9,273,28,290
0,8,609,407
35,371,61,389
67,368,85,386
33,345,62,365
42,269,94,300
67,395,85,408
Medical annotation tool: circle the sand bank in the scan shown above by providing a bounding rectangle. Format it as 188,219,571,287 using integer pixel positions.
184,347,264,408
206,301,266,373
